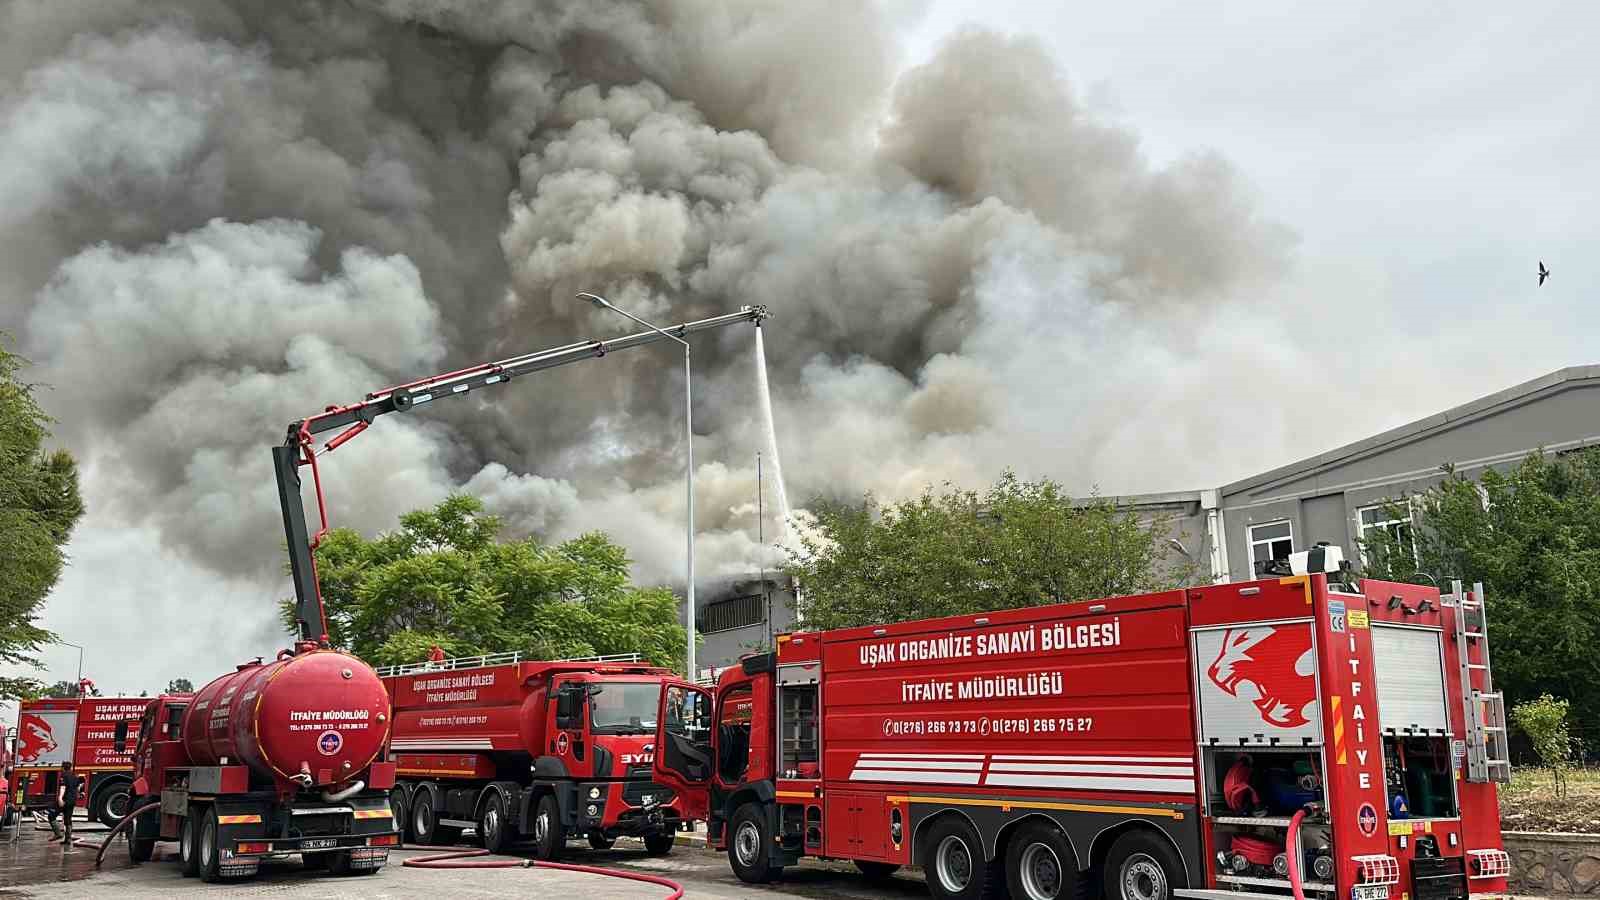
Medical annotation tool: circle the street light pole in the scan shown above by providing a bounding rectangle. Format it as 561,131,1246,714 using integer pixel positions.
57,641,83,694
576,293,698,680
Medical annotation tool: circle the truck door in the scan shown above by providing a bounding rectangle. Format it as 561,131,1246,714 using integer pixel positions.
653,684,713,821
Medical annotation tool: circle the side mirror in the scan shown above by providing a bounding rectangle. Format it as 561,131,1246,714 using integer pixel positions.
113,720,129,754
555,691,575,721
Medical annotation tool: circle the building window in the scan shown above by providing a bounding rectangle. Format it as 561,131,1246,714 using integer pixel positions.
1248,520,1294,574
1357,502,1417,565
700,593,765,634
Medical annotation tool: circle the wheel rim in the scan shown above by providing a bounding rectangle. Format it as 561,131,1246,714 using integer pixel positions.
484,802,500,843
107,792,129,819
1020,841,1065,900
181,820,193,862
734,820,762,867
414,800,431,838
535,809,549,845
935,834,974,893
201,820,214,868
1122,853,1168,900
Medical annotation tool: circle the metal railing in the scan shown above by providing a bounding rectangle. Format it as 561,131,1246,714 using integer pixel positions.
374,650,644,678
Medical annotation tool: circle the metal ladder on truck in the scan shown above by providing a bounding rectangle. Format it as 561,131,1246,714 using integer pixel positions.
1448,580,1512,783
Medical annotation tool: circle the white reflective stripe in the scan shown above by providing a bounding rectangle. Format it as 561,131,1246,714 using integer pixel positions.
849,769,983,785
858,753,984,760
990,755,1193,764
452,385,468,393
987,763,1194,776
984,773,1196,793
848,760,985,771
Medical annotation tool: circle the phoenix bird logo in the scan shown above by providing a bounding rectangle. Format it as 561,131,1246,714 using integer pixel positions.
1207,626,1317,729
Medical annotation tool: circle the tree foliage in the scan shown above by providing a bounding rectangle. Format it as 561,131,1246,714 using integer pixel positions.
281,495,686,671
1361,449,1600,745
1511,693,1576,798
0,338,84,700
785,472,1193,630
166,678,194,694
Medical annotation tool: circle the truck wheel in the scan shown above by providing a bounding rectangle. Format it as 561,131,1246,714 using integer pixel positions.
1102,831,1184,900
198,809,223,883
728,803,782,884
644,832,675,856
922,816,1003,900
389,788,409,844
856,860,901,882
128,832,156,863
93,783,132,827
179,813,200,878
531,794,566,860
411,791,450,846
479,793,510,854
587,832,615,850
1005,821,1076,900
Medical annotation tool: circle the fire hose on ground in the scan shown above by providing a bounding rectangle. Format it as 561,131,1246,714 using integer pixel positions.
72,807,684,896
78,800,162,865
402,847,684,899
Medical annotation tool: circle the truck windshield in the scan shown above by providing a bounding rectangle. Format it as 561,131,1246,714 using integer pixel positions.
589,683,661,735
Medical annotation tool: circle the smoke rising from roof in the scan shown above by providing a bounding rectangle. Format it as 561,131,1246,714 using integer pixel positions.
3,1,1312,670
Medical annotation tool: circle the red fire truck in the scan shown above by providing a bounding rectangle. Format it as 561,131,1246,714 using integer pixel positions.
13,695,151,826
652,552,1512,900
381,651,693,858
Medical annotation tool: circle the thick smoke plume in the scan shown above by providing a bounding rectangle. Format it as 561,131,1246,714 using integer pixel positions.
2,1,1319,672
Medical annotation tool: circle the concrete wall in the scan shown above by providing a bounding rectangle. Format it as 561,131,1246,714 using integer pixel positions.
1506,831,1600,896
694,577,796,676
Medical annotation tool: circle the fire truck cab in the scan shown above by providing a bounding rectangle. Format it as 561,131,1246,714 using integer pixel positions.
654,560,1511,900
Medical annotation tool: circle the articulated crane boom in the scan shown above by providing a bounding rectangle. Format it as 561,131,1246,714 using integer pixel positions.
275,305,770,646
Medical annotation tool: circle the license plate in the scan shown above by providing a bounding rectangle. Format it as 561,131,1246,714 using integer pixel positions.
302,838,337,850
1353,885,1390,900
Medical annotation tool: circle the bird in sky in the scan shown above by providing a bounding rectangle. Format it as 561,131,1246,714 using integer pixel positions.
1539,261,1550,286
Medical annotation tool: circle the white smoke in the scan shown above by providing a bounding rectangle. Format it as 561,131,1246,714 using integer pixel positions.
3,2,1338,665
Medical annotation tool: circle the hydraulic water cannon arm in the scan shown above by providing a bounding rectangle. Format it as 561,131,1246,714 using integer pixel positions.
276,305,770,646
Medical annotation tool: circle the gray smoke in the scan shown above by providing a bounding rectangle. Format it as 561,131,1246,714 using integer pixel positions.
2,1,1310,636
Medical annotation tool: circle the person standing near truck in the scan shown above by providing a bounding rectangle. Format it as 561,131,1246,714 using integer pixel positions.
46,761,80,846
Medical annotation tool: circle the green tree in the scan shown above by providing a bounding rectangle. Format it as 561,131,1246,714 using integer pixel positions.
0,338,84,701
40,680,79,698
166,678,194,694
1361,449,1600,743
1510,693,1575,798
281,495,686,671
785,471,1193,630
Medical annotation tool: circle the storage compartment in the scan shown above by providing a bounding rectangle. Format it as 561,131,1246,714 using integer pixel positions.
1382,735,1458,819
779,684,819,778
1370,625,1449,735
1204,747,1335,894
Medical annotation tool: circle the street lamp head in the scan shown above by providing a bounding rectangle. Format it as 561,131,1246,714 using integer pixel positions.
576,292,611,309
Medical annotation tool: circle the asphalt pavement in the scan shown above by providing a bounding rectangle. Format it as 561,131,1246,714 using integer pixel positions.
0,813,932,899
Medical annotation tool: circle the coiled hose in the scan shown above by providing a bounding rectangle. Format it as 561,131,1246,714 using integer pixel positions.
1286,808,1308,900
403,847,684,899
80,801,163,866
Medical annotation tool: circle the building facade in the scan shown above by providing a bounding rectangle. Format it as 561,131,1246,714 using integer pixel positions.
691,365,1600,671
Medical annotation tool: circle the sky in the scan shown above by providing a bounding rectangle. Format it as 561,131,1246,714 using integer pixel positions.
3,0,1594,705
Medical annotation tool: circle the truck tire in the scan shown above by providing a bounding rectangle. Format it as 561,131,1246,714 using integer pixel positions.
587,832,615,850
531,793,565,860
411,790,461,845
922,815,1003,900
728,803,782,884
179,813,201,878
92,782,131,828
329,849,381,877
128,826,156,864
479,792,511,854
1005,821,1076,900
198,809,223,883
643,832,675,856
856,860,901,882
1102,830,1185,900
389,786,409,844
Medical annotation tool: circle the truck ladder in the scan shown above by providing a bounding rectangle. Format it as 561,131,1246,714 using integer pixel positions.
1448,580,1511,783
374,650,645,678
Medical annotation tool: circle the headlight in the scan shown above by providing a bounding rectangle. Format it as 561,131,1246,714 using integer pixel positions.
589,787,601,800
586,804,599,817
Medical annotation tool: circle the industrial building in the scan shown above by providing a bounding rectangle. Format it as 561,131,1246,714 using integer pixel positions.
692,364,1600,673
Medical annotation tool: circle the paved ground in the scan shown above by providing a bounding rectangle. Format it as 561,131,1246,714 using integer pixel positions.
0,815,930,899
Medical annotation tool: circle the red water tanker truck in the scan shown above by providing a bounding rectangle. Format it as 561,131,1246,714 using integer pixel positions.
118,650,398,881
